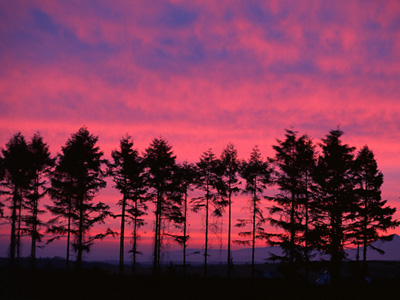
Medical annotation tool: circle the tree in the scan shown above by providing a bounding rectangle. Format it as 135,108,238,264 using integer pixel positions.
1,132,32,267
192,149,224,277
173,161,197,276
295,134,317,280
268,129,306,264
109,135,147,275
236,146,272,279
220,143,240,277
313,129,356,284
144,137,179,274
47,127,112,272
352,146,399,270
24,133,54,268
0,154,6,218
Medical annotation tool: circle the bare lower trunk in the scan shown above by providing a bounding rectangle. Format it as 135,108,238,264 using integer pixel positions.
183,190,187,276
251,187,256,279
204,188,209,278
119,194,127,276
227,188,232,278
9,187,18,267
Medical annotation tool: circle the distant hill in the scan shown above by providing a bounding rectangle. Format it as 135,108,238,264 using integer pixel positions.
346,234,400,261
164,234,400,264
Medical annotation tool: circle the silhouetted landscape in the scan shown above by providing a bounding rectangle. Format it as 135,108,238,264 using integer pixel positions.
1,127,400,299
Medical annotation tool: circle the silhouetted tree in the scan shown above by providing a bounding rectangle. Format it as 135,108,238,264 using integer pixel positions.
295,134,317,280
268,129,307,265
173,161,197,275
352,146,399,270
144,137,178,274
192,149,224,277
109,135,147,276
47,127,113,272
24,133,54,268
313,129,356,284
220,143,240,277
1,132,32,267
0,155,6,218
235,146,272,279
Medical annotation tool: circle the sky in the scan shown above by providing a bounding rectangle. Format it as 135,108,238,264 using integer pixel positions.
1,0,400,262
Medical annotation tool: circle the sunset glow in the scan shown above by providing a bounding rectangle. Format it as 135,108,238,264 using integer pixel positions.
1,0,400,261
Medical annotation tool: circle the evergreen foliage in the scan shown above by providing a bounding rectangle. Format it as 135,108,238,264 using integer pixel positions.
47,127,113,272
109,135,147,275
236,145,272,278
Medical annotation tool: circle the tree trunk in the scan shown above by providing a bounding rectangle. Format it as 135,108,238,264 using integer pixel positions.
30,177,39,268
9,187,18,267
183,189,187,276
17,194,22,265
76,193,84,272
204,184,209,278
119,193,127,276
227,184,232,278
251,179,257,280
66,201,71,272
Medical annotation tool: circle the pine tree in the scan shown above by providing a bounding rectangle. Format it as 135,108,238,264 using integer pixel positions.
47,127,113,272
1,132,32,267
24,133,54,268
352,146,399,270
191,149,224,277
109,135,147,275
313,129,356,284
295,134,317,280
0,154,6,218
144,137,178,275
173,161,197,276
268,129,305,264
220,143,240,277
236,146,272,279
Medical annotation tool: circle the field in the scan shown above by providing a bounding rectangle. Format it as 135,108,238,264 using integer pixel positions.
1,259,400,299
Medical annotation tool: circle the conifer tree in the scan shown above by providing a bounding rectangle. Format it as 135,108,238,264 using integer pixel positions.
144,137,178,274
173,161,197,275
192,149,224,277
313,129,356,284
235,146,272,279
1,132,32,267
109,135,147,275
352,146,399,269
268,130,306,264
295,134,317,280
0,155,6,218
24,133,54,268
47,127,113,272
220,143,240,277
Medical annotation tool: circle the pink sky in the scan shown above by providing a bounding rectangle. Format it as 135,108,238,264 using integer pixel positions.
1,0,400,261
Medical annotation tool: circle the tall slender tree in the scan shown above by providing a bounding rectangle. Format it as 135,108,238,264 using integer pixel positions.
236,146,272,279
352,146,399,271
313,129,356,284
24,133,54,268
47,127,113,272
144,137,178,275
192,149,224,277
1,132,32,267
109,135,148,275
220,143,240,277
173,161,197,276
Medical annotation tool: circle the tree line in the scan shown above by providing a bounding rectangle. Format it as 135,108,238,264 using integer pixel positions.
0,127,398,282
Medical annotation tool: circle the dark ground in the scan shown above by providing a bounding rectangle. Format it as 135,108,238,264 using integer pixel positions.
1,258,400,299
